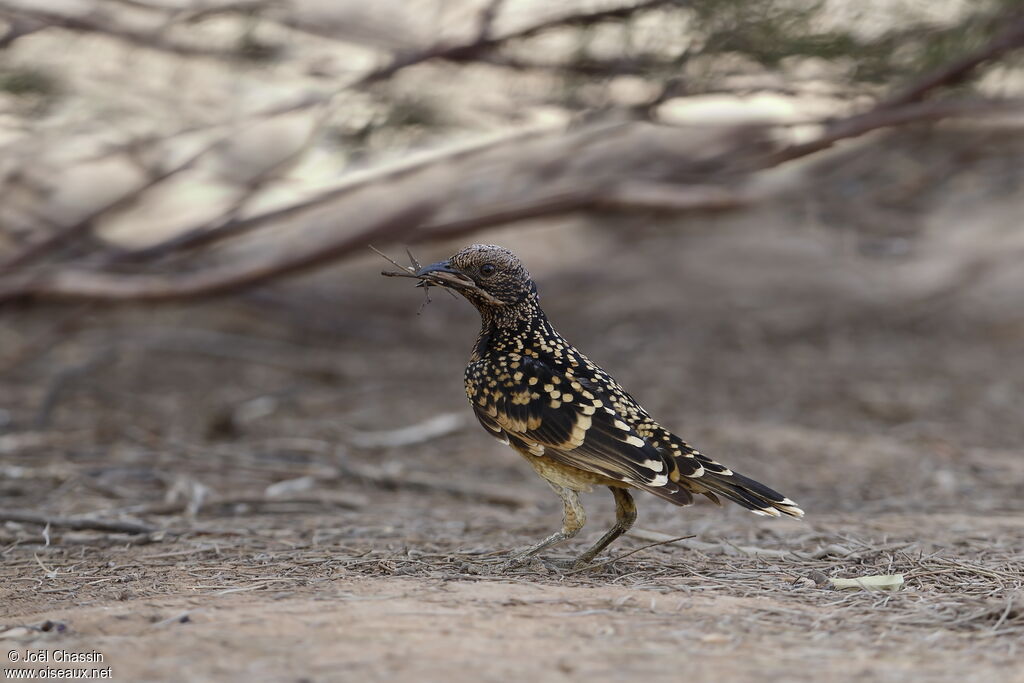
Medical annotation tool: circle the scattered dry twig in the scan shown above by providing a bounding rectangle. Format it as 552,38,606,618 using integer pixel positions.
564,534,696,575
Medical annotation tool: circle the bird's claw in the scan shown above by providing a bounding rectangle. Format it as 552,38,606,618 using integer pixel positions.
500,552,566,573
499,553,533,572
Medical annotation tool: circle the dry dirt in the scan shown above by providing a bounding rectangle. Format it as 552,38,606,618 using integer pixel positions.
2,165,1024,681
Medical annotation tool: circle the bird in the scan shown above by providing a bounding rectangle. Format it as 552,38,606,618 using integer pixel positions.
399,243,803,569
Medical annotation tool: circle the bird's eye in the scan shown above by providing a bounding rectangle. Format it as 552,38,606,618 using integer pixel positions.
480,263,496,277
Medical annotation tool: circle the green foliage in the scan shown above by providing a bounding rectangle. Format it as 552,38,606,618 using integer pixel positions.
525,0,1021,101
689,0,1013,84
0,66,59,97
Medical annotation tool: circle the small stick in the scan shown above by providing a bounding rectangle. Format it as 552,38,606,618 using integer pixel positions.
369,244,418,276
564,534,696,575
369,245,459,306
405,247,422,271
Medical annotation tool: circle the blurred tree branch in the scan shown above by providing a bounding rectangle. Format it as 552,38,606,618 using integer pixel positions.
0,202,431,302
880,8,1024,109
2,0,1024,305
0,1,247,59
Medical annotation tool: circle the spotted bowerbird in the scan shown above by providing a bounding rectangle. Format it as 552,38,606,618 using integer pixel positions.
388,243,803,569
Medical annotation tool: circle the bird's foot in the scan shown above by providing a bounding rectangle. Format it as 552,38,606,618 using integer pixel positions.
567,551,605,572
499,552,537,573
500,552,567,573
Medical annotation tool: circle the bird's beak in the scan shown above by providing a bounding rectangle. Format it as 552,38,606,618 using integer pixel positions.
415,260,460,277
414,260,475,289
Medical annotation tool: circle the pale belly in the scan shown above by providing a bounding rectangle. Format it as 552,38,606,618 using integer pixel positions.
518,449,628,492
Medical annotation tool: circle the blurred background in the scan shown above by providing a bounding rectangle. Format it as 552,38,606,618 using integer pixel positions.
1,0,1023,549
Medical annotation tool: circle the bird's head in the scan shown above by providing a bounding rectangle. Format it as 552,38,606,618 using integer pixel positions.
415,244,538,312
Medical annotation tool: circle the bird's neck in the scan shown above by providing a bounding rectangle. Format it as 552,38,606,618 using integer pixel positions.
471,295,547,360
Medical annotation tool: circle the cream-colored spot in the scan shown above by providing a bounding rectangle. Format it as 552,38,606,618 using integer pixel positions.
568,414,592,446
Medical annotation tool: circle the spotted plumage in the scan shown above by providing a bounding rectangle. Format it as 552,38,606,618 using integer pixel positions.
402,244,803,568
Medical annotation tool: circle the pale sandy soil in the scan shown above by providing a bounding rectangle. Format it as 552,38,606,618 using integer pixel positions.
3,163,1024,680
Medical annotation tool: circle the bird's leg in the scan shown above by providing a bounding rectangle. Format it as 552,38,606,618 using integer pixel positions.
572,487,637,569
502,483,585,570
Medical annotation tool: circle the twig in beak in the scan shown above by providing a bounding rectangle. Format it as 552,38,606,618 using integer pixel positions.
417,285,432,315
405,247,422,271
369,244,417,276
371,245,459,300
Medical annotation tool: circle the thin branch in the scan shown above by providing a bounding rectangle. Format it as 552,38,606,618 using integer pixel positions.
0,140,221,271
475,0,507,42
0,3,244,59
103,126,560,264
0,15,42,49
761,7,1024,167
0,201,432,304
348,0,681,88
760,97,1024,168
479,0,680,46
563,534,696,574
880,12,1024,109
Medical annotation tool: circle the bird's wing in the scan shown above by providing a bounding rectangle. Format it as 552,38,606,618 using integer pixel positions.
470,356,689,496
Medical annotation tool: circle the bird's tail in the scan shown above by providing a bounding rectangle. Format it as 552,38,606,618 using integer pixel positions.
658,439,804,518
690,468,804,518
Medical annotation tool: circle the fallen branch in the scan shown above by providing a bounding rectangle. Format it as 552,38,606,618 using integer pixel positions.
118,494,364,517
0,509,157,535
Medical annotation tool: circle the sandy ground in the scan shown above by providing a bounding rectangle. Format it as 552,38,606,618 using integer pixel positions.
3,139,1024,680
